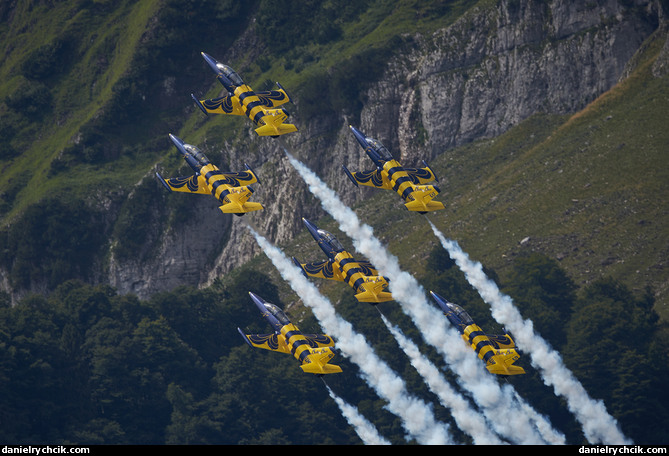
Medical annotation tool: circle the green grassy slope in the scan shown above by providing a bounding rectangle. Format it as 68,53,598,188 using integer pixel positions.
0,0,163,218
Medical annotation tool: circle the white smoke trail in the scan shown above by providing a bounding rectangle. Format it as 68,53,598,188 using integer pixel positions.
379,313,505,445
247,225,453,445
427,220,631,445
324,384,392,445
510,387,566,445
285,152,554,444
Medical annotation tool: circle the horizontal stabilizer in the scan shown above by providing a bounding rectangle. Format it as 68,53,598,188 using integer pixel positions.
404,187,445,213
219,201,263,215
354,290,393,303
255,110,298,137
300,349,342,375
300,362,343,375
354,276,393,303
486,349,526,376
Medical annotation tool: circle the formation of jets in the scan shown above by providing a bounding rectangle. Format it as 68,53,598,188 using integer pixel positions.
155,51,525,378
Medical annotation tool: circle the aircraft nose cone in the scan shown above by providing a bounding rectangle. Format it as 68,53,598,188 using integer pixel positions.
200,51,220,73
168,133,186,150
302,218,321,241
248,292,267,309
349,125,368,147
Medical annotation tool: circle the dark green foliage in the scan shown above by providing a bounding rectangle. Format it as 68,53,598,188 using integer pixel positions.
502,252,577,348
297,38,403,119
0,198,106,290
0,278,360,444
111,178,166,261
561,278,669,443
20,36,76,81
0,250,667,443
4,78,53,120
255,0,363,54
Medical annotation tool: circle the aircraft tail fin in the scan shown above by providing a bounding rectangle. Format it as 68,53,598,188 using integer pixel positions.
404,185,445,213
486,349,526,376
255,109,298,137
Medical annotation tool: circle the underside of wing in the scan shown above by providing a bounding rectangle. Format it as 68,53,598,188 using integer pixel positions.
217,169,258,186
199,94,244,116
302,334,336,348
353,259,380,277
242,333,290,354
404,164,438,185
158,173,210,195
350,169,392,189
486,334,517,349
254,89,290,108
300,260,343,281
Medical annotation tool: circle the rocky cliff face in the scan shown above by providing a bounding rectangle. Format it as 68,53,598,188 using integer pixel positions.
107,0,665,299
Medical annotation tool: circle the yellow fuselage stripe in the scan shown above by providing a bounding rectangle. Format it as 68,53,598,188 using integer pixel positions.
280,323,313,364
333,251,371,293
234,85,266,126
462,323,497,365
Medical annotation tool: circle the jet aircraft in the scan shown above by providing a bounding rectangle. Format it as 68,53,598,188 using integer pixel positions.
156,134,263,215
430,291,526,376
343,125,445,213
191,52,298,137
293,218,392,304
238,292,342,375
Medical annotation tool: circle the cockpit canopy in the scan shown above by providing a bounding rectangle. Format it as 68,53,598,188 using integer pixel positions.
216,63,244,86
318,229,345,252
367,138,394,161
449,303,474,325
264,303,291,326
184,144,210,166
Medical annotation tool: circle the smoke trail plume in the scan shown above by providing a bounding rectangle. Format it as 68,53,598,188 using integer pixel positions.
324,383,391,445
247,225,453,445
379,312,504,445
427,220,631,445
285,152,555,444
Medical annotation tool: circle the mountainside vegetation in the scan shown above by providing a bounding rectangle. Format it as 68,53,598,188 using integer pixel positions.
0,0,668,446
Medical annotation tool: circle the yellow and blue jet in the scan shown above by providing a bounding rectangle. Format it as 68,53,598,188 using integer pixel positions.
238,292,342,375
191,52,297,137
431,291,526,376
343,125,445,213
293,218,392,304
156,134,263,215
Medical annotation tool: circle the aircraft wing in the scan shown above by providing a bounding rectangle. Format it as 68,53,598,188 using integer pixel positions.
197,94,244,116
157,173,210,195
403,166,438,184
239,332,291,354
487,334,517,349
346,169,392,190
296,260,344,281
254,89,291,108
354,259,381,277
218,169,259,186
302,334,336,348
